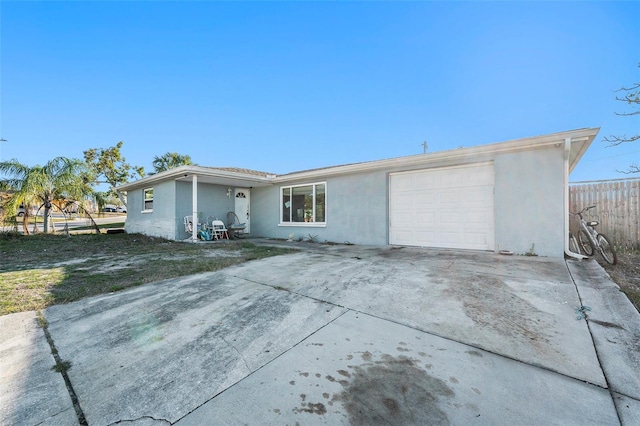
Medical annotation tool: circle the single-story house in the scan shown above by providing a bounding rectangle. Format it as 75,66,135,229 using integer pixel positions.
116,128,598,258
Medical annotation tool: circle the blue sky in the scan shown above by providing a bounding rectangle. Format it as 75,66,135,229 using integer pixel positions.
1,1,638,182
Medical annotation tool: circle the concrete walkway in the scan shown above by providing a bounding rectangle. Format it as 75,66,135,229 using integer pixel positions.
1,243,638,425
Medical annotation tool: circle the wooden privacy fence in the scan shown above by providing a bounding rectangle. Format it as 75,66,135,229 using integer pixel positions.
569,178,640,251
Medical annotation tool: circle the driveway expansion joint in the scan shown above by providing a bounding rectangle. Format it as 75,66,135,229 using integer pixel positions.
172,308,351,425
565,260,623,425
37,311,88,426
227,265,613,393
222,271,347,309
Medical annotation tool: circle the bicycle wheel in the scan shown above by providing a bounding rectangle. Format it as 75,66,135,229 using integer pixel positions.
597,234,617,265
578,229,594,256
569,233,579,253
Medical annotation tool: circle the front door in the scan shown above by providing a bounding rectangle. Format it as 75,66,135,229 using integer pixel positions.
234,188,250,234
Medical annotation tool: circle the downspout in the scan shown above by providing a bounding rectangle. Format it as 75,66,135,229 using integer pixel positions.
564,137,587,259
192,174,198,242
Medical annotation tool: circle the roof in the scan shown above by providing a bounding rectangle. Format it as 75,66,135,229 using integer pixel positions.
203,167,274,177
116,128,599,192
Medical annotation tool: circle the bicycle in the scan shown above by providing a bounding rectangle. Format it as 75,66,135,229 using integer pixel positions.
569,206,617,265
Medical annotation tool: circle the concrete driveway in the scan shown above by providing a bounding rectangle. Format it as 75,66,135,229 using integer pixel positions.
2,243,639,425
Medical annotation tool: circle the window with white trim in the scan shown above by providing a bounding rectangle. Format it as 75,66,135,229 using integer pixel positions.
281,182,326,225
143,188,154,211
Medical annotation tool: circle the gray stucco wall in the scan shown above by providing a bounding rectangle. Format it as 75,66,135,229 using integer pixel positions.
124,145,567,258
125,181,236,240
124,180,176,240
254,147,566,257
252,170,390,245
494,146,565,257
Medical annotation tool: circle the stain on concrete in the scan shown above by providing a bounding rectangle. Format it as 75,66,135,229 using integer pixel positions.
293,393,327,415
337,370,351,378
335,354,453,425
294,402,327,415
589,319,625,330
465,350,483,357
442,274,554,355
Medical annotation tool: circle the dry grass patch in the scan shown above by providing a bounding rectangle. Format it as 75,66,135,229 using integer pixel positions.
0,232,295,316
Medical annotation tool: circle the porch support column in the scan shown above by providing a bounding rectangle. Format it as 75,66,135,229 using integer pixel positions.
192,174,198,241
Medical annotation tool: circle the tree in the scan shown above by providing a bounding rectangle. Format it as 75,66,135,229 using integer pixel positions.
84,141,145,206
151,152,193,174
604,64,639,174
0,157,93,234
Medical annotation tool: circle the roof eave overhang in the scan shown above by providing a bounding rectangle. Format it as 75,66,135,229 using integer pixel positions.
116,165,274,192
273,127,600,182
116,128,599,191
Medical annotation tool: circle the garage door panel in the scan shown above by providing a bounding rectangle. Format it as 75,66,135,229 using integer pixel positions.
390,164,494,250
393,230,415,244
440,173,466,188
393,192,413,206
464,208,492,224
393,211,414,225
439,212,462,225
416,192,437,206
439,190,462,206
416,211,436,226
463,232,491,247
415,230,436,244
465,187,492,204
391,174,415,192
415,173,438,187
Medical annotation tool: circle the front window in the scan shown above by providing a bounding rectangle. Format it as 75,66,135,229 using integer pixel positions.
281,182,326,225
143,188,153,211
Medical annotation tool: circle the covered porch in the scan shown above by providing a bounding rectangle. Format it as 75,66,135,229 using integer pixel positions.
173,167,273,242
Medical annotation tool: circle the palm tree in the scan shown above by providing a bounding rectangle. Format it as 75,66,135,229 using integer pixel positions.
152,152,193,174
0,157,93,234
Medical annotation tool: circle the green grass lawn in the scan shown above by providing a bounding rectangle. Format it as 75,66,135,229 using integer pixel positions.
0,232,295,316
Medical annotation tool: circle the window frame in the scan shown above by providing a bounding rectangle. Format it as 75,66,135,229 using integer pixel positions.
279,181,326,227
142,188,154,212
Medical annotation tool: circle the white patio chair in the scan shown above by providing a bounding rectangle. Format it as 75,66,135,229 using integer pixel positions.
184,215,195,233
211,220,229,240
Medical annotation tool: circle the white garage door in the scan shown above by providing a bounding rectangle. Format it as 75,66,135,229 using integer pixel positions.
389,163,495,250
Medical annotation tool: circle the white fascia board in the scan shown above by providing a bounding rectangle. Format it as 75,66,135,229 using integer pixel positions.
273,128,600,183
116,165,272,192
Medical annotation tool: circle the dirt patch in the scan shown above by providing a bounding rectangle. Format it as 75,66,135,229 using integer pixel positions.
75,251,243,274
598,251,640,313
0,234,295,316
